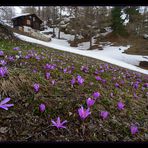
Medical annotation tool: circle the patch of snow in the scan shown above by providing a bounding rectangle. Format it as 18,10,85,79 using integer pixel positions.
12,13,31,19
123,19,129,25
60,21,65,25
23,26,32,33
138,6,148,14
14,32,148,75
143,34,148,39
121,11,129,26
63,17,70,23
100,29,112,36
54,28,75,41
40,27,53,33
104,27,112,32
77,42,90,50
0,20,13,28
60,24,68,28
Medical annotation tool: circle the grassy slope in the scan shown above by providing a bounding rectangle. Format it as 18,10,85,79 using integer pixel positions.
0,39,147,142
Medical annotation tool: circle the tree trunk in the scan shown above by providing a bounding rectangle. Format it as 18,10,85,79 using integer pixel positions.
89,28,93,49
90,36,92,49
74,7,78,41
38,7,41,17
58,28,60,39
53,27,55,38
58,7,62,39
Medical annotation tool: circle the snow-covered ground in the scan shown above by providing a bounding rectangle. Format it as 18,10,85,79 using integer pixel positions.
14,32,148,75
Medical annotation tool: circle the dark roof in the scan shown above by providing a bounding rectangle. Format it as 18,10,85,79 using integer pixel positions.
12,13,43,22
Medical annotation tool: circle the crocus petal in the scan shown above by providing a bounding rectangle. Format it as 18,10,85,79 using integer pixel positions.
0,98,11,105
59,125,66,128
57,117,61,125
0,105,8,110
4,104,14,107
51,120,58,126
61,120,67,125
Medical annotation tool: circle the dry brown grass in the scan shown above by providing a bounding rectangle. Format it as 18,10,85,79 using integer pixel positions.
101,33,148,56
0,71,32,99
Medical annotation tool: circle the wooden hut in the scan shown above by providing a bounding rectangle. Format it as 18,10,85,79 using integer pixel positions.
11,13,43,31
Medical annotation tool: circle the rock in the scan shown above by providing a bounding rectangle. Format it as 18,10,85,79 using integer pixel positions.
98,45,103,50
0,22,16,40
143,34,148,39
139,61,148,69
0,127,8,134
98,47,103,50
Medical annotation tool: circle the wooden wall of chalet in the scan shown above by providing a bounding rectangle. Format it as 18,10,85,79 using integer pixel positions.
12,14,42,31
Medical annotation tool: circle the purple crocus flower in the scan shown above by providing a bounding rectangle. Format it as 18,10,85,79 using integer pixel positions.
133,92,138,99
95,76,102,81
100,111,109,120
0,51,4,56
78,106,91,120
39,103,46,113
34,83,40,93
130,125,138,135
71,77,76,85
33,69,37,73
143,83,148,88
77,75,84,85
68,70,72,74
0,98,14,110
71,65,75,70
63,68,67,73
45,72,50,80
142,87,145,91
117,101,125,110
81,66,89,73
120,80,124,85
110,92,114,98
93,92,100,99
115,83,120,88
0,67,8,77
94,69,99,75
133,82,139,89
50,64,56,70
25,55,30,59
99,69,104,73
8,56,15,62
35,55,40,60
86,98,95,107
0,60,7,66
101,79,106,84
44,63,51,70
13,47,20,51
112,77,116,81
7,56,14,62
51,117,67,129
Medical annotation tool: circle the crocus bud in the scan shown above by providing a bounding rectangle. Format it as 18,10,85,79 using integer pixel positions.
39,103,46,112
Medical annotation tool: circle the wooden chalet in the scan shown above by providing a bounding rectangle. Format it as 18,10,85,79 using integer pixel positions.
11,13,43,31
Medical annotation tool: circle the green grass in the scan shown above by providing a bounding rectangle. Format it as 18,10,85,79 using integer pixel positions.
0,39,147,141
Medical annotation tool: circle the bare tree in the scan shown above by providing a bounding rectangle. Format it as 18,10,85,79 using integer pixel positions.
0,6,15,23
22,6,37,14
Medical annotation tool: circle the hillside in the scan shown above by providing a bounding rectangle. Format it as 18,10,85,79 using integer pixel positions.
0,39,147,142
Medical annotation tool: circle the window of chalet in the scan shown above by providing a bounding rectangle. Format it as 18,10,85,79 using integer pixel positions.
27,19,31,25
33,17,35,21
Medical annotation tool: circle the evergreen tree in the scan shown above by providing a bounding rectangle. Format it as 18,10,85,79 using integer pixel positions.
111,7,128,36
124,6,142,35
